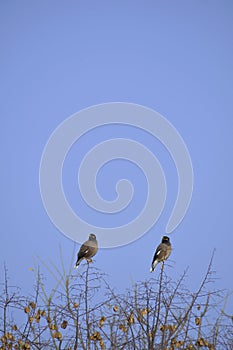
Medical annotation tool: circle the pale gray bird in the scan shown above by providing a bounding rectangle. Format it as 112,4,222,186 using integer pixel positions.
74,233,98,268
150,236,172,272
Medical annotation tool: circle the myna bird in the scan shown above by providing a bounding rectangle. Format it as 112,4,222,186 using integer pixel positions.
150,236,172,272
74,233,98,268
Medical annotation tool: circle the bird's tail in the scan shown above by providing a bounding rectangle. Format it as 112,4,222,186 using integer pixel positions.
150,260,158,272
74,258,82,269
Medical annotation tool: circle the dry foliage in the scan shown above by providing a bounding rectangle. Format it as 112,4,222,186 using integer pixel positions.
0,253,232,350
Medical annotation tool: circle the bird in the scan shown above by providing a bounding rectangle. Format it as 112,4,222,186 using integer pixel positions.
74,233,98,268
150,236,172,272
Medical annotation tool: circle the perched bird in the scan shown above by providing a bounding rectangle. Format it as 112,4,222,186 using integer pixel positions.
150,236,172,272
74,233,98,268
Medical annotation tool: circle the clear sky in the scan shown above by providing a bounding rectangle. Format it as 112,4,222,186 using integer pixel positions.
1,1,233,314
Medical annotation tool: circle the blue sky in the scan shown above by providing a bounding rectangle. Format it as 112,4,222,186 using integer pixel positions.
1,1,233,313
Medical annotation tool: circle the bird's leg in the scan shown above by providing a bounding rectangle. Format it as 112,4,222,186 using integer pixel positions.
160,261,165,271
86,258,93,263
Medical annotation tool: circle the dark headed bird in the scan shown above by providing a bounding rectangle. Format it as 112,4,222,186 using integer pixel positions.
74,233,98,268
150,236,172,272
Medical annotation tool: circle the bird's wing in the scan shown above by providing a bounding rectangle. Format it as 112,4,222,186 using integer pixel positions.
153,243,169,261
78,240,97,260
